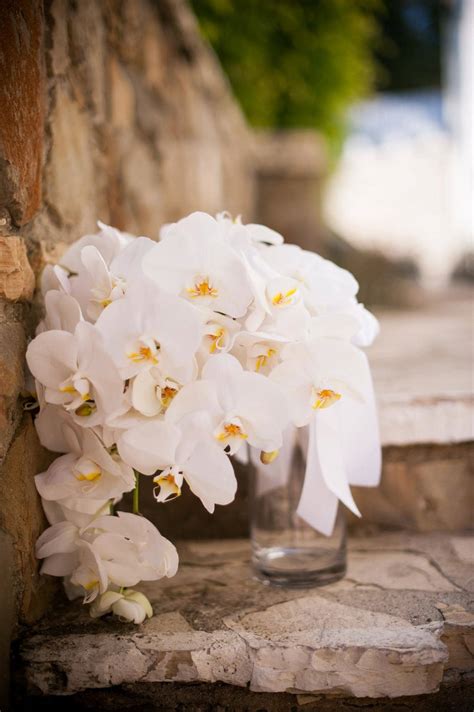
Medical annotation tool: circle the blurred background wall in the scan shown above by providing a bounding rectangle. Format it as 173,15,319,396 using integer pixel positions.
192,0,473,299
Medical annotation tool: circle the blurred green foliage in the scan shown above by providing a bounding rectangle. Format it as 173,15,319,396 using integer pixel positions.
190,0,381,149
375,0,442,92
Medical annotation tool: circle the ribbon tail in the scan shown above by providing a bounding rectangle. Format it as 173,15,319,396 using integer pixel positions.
315,414,361,518
296,417,339,536
335,351,382,487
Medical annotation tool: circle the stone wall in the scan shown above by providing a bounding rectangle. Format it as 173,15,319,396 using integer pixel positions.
0,1,257,691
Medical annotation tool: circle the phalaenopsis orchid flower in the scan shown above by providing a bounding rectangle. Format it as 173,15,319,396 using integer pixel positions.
27,211,379,623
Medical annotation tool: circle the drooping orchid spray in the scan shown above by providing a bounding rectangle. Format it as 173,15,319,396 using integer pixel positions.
26,212,380,623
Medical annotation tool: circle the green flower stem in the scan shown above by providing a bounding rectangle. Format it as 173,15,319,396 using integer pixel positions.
133,471,140,515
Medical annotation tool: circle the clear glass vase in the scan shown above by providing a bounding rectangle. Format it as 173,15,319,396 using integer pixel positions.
249,425,346,587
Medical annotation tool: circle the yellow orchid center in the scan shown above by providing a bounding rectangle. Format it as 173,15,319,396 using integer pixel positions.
127,339,161,365
260,449,280,464
83,579,99,591
74,458,102,482
75,470,101,482
312,388,341,410
255,348,276,372
272,288,297,306
75,401,97,417
128,345,158,364
161,386,177,408
60,384,90,402
216,422,248,442
59,376,92,411
187,278,218,299
153,473,181,502
209,327,226,354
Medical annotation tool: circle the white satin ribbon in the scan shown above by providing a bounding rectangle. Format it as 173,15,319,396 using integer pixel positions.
331,351,381,487
246,351,381,537
296,351,381,534
295,418,339,536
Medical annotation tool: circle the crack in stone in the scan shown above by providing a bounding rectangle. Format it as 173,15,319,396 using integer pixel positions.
343,577,387,592
350,546,467,593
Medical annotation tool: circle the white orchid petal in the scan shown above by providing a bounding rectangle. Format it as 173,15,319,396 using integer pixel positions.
165,380,221,426
95,281,201,380
74,321,125,423
104,561,141,588
143,214,253,318
110,236,156,279
117,421,180,475
89,590,123,618
36,521,79,558
81,246,112,294
246,223,284,245
34,405,76,452
26,330,78,388
42,291,82,333
40,552,78,577
112,598,147,623
61,224,132,274
124,591,153,619
131,370,162,417
183,440,237,513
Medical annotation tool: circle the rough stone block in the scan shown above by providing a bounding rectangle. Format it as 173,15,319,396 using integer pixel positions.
0,415,56,624
0,236,35,301
47,0,70,77
108,57,136,130
438,602,474,676
0,531,15,710
45,86,104,236
17,532,474,700
350,442,474,532
0,0,44,225
67,0,106,123
0,319,27,464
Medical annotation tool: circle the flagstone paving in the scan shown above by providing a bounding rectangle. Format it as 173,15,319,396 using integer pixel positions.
18,531,474,703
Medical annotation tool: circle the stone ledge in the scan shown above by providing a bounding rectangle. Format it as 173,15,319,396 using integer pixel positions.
350,442,473,531
378,393,473,446
18,532,474,700
369,295,473,447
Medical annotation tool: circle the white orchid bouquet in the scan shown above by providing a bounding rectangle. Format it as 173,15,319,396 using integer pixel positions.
26,211,380,624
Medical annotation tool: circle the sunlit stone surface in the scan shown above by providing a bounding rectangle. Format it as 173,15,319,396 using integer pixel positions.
19,532,474,700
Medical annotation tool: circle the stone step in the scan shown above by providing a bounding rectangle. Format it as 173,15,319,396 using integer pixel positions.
16,531,474,708
367,294,473,449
